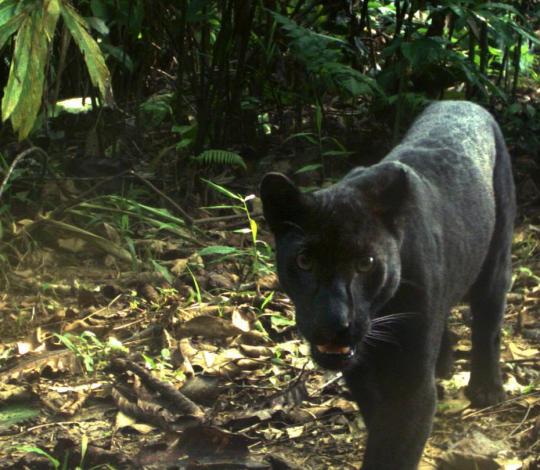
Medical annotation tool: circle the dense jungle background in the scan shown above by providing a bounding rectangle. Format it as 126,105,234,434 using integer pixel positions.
0,1,540,468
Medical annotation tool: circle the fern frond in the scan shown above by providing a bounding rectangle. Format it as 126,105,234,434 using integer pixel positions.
192,149,247,170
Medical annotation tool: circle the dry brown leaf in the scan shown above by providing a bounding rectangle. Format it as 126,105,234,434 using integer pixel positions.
231,309,251,332
102,222,121,243
286,425,304,438
0,384,32,403
115,411,156,434
256,273,279,290
177,315,243,339
58,237,87,253
171,258,189,275
508,342,539,360
0,350,81,381
239,344,272,358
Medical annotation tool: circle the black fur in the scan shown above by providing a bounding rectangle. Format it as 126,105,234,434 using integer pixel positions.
260,101,516,470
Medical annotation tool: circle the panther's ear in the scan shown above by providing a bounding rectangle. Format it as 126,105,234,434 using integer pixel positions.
359,162,412,221
260,173,306,235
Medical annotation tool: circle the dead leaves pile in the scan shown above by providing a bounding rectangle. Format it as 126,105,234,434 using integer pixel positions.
0,221,540,469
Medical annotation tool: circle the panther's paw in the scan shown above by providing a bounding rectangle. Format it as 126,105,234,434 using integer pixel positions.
465,382,506,408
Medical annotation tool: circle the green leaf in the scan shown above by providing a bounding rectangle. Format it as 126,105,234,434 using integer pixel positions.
0,404,40,432
16,446,60,469
101,43,134,71
401,37,446,68
90,0,109,20
0,0,18,28
2,14,32,122
322,150,353,157
260,291,274,311
151,260,173,284
193,149,247,170
2,2,59,138
0,10,24,50
60,2,113,105
283,132,318,145
198,245,242,257
85,16,109,35
249,218,258,243
202,179,244,202
271,315,295,327
295,163,322,174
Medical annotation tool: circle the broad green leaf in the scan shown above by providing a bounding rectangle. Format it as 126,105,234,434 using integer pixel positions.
2,14,32,122
85,16,109,35
198,245,242,256
0,0,17,27
9,5,58,138
43,0,60,40
0,11,25,52
101,43,134,71
60,2,113,105
2,1,60,138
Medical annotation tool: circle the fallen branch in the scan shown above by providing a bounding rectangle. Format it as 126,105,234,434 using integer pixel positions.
111,357,204,418
0,147,49,200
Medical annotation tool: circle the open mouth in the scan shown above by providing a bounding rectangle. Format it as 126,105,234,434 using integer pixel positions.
312,343,356,370
316,344,353,355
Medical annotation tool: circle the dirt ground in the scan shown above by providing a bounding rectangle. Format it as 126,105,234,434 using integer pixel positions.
0,164,539,470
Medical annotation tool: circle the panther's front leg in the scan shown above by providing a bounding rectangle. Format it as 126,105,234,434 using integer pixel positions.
345,356,438,470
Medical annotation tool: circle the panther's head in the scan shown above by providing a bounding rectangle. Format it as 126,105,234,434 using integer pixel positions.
260,163,413,370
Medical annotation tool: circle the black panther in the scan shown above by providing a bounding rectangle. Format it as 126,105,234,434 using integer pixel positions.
260,101,515,469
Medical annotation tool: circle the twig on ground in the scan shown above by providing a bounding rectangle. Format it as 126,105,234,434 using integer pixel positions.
130,170,194,226
0,147,49,200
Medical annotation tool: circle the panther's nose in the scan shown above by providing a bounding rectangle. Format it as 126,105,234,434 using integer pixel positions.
311,321,351,346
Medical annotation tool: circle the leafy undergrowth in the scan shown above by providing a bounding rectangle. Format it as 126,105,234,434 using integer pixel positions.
0,193,540,470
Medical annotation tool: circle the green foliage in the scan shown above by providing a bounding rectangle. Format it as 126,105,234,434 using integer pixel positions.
15,446,60,469
59,3,112,103
138,94,173,129
192,149,247,170
503,102,540,154
54,331,127,373
271,11,381,100
202,179,272,276
0,0,112,139
0,405,40,431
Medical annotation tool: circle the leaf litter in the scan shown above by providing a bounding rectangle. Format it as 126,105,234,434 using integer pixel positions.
0,185,539,470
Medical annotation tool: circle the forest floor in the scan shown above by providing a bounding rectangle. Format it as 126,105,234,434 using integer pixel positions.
0,141,539,470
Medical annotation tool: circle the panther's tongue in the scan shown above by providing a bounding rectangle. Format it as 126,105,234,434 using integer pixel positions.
316,344,351,355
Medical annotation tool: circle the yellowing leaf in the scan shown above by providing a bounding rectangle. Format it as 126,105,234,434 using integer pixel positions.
2,14,32,122
2,1,60,138
59,2,113,105
250,218,258,242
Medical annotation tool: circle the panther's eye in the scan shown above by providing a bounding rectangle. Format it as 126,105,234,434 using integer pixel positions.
357,255,375,273
296,251,313,271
